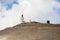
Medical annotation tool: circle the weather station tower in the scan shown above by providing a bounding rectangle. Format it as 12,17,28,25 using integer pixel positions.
21,11,25,23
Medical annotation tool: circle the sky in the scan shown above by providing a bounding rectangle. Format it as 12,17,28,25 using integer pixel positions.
0,0,60,30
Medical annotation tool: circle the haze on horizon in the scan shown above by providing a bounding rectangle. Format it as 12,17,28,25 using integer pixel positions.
0,0,60,30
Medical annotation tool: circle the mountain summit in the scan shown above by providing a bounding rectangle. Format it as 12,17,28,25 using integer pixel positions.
0,22,60,40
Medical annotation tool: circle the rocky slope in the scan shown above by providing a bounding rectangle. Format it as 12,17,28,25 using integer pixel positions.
0,22,60,40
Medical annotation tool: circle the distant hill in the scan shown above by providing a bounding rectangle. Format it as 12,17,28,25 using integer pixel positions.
0,22,60,40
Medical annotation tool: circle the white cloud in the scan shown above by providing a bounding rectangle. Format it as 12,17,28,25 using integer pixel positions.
20,0,60,24
0,4,21,30
0,0,60,30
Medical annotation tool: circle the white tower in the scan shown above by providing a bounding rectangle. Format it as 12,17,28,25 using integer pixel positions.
21,11,24,23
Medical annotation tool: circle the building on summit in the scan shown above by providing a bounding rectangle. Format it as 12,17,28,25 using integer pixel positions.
47,20,50,24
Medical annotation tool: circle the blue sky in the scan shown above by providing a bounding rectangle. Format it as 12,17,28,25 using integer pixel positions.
56,0,60,2
0,0,18,10
53,6,60,14
6,0,18,10
53,0,60,14
0,0,60,30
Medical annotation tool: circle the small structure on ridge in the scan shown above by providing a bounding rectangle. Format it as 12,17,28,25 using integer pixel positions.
47,20,50,24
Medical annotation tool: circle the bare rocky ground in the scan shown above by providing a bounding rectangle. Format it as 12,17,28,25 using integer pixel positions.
0,22,60,40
